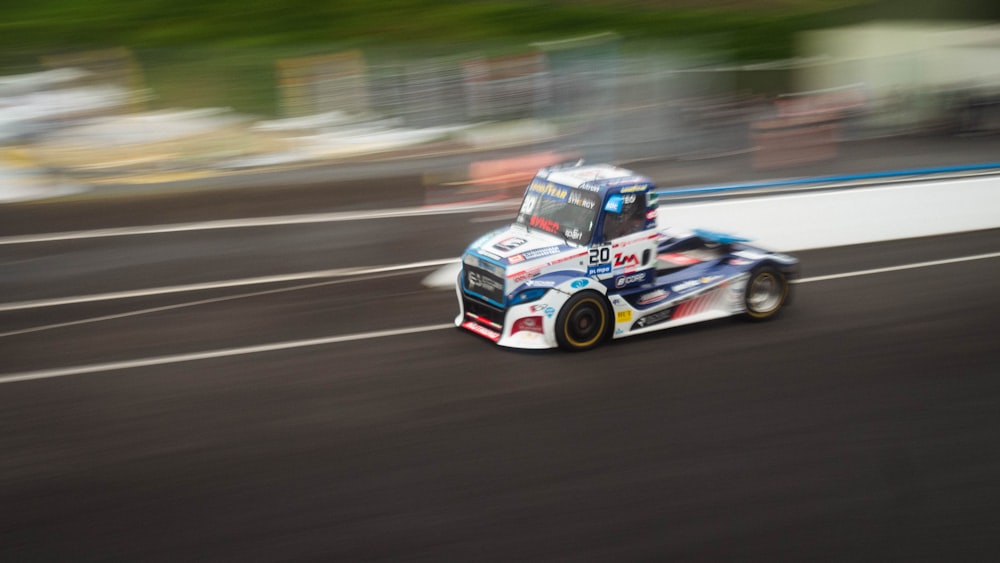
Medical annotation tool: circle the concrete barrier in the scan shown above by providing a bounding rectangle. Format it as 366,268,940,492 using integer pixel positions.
660,175,1000,252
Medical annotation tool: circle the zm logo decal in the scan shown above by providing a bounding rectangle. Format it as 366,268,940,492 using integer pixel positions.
614,253,641,268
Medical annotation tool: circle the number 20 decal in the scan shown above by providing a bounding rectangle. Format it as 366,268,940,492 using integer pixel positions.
589,246,611,265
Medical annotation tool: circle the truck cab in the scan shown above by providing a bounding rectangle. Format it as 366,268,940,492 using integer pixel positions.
456,163,659,347
455,162,796,351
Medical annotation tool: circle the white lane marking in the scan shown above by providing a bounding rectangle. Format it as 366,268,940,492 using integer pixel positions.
792,251,1000,284
0,324,456,385
0,259,457,312
0,201,514,246
1,250,997,384
0,269,422,338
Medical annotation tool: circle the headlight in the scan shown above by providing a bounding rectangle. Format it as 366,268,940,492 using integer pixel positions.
510,288,548,306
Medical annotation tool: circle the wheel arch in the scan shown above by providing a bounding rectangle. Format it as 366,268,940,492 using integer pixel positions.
553,288,613,351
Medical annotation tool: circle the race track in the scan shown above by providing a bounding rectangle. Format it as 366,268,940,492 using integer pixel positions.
1,187,999,561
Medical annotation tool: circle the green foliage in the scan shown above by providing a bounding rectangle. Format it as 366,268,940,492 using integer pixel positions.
0,0,870,114
1,0,862,55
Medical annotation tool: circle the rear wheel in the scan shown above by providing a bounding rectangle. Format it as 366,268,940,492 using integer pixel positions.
555,291,610,351
743,266,788,321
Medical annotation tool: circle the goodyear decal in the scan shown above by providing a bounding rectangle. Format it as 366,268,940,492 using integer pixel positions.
620,184,648,193
527,180,569,201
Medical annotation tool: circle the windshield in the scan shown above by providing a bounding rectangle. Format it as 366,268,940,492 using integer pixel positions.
514,180,600,245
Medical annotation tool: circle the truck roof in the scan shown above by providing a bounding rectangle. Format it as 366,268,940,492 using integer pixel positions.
536,163,654,195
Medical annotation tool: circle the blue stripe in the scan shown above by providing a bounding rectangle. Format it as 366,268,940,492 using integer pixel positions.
652,162,1000,197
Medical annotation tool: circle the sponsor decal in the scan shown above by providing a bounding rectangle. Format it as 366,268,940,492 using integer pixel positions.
616,310,632,323
588,264,612,275
509,254,525,264
571,279,589,289
527,180,570,201
529,304,556,317
637,289,669,305
494,237,528,252
614,252,641,269
512,316,545,336
620,184,648,193
604,196,623,213
564,228,583,241
672,279,701,292
577,182,602,193
511,269,539,283
700,275,723,284
615,271,648,288
525,279,556,287
467,271,504,294
646,209,658,221
568,191,598,209
632,307,675,329
522,246,562,260
728,258,751,266
461,320,501,342
529,215,560,234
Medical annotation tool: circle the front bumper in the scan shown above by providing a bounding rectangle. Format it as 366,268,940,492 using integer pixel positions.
455,284,561,350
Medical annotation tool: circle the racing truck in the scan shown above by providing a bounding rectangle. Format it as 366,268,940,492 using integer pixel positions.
455,162,799,351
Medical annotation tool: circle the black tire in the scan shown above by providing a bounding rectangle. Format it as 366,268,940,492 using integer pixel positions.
743,265,789,321
555,291,611,351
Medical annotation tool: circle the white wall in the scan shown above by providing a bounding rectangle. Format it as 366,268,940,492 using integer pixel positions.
660,175,1000,252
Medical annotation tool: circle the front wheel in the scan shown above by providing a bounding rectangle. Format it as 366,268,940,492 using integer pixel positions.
555,291,611,351
743,265,789,321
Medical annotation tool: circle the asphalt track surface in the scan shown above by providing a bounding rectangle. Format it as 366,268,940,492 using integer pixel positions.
2,177,1000,561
